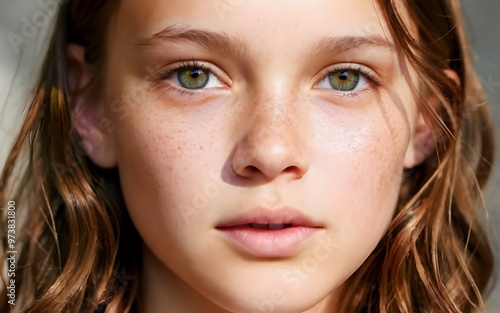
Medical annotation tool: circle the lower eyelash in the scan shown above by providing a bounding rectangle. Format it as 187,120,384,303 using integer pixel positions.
337,88,370,100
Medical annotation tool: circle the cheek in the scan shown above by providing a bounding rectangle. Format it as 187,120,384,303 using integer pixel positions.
306,100,410,255
106,89,230,250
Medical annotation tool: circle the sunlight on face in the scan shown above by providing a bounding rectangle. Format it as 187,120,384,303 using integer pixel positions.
101,0,420,312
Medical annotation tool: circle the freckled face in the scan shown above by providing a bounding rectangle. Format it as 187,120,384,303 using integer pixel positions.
101,0,419,312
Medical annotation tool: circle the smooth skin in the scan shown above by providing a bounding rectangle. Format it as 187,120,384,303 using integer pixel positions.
69,0,437,312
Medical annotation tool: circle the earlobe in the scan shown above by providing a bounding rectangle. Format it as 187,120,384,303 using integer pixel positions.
67,44,117,168
403,69,460,169
403,112,436,169
443,69,460,87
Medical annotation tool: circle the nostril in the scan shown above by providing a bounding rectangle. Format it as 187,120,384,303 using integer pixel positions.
237,165,261,177
282,165,306,177
246,165,260,173
283,166,298,173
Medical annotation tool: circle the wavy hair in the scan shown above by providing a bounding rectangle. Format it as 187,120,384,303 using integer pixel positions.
0,0,495,312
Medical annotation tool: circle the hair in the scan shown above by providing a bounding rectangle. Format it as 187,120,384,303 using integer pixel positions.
0,0,495,312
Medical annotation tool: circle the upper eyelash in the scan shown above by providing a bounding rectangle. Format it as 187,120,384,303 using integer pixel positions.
323,64,381,87
154,60,215,81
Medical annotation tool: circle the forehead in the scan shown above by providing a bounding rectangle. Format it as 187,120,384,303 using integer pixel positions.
115,0,394,48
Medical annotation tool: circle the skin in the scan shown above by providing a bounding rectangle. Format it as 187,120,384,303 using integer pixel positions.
70,0,434,312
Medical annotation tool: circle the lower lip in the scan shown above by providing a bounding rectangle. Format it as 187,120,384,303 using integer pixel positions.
216,226,321,258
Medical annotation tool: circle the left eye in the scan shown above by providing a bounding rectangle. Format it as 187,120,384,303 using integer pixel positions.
316,69,368,91
174,67,224,89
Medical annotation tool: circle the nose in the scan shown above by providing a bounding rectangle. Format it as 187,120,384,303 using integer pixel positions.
231,96,311,181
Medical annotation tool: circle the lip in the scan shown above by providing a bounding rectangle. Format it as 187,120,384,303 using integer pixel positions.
216,207,323,258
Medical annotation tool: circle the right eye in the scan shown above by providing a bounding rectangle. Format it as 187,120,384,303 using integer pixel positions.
157,61,225,90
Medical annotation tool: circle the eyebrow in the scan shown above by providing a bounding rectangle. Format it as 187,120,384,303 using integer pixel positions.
311,34,394,57
134,24,248,57
134,24,394,57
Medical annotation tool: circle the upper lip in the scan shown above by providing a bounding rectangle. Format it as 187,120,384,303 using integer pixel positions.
216,207,323,228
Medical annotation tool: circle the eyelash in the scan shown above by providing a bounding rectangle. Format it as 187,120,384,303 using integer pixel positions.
156,60,212,80
325,64,380,86
153,60,381,97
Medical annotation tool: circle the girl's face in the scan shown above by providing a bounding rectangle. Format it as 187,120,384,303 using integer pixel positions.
79,0,427,312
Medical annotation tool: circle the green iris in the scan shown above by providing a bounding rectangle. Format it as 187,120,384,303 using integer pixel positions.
178,68,209,89
328,70,360,91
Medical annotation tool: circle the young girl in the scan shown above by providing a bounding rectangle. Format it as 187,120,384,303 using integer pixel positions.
0,0,496,312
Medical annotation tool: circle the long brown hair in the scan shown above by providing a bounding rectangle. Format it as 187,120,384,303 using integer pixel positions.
0,0,495,312
339,0,495,312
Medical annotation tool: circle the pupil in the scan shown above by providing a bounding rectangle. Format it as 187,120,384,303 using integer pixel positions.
191,69,202,78
339,71,349,80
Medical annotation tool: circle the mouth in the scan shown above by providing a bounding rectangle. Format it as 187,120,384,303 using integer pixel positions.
216,207,322,229
216,207,323,258
235,223,294,230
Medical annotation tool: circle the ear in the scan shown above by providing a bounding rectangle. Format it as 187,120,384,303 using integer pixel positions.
403,111,436,169
67,44,117,168
403,69,460,168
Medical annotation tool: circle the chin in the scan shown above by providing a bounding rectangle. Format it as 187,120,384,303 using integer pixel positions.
219,296,330,313
198,277,337,313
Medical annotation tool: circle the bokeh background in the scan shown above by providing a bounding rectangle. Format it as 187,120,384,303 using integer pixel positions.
0,0,499,311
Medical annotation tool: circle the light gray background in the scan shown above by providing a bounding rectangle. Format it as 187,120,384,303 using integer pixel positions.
0,0,499,311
